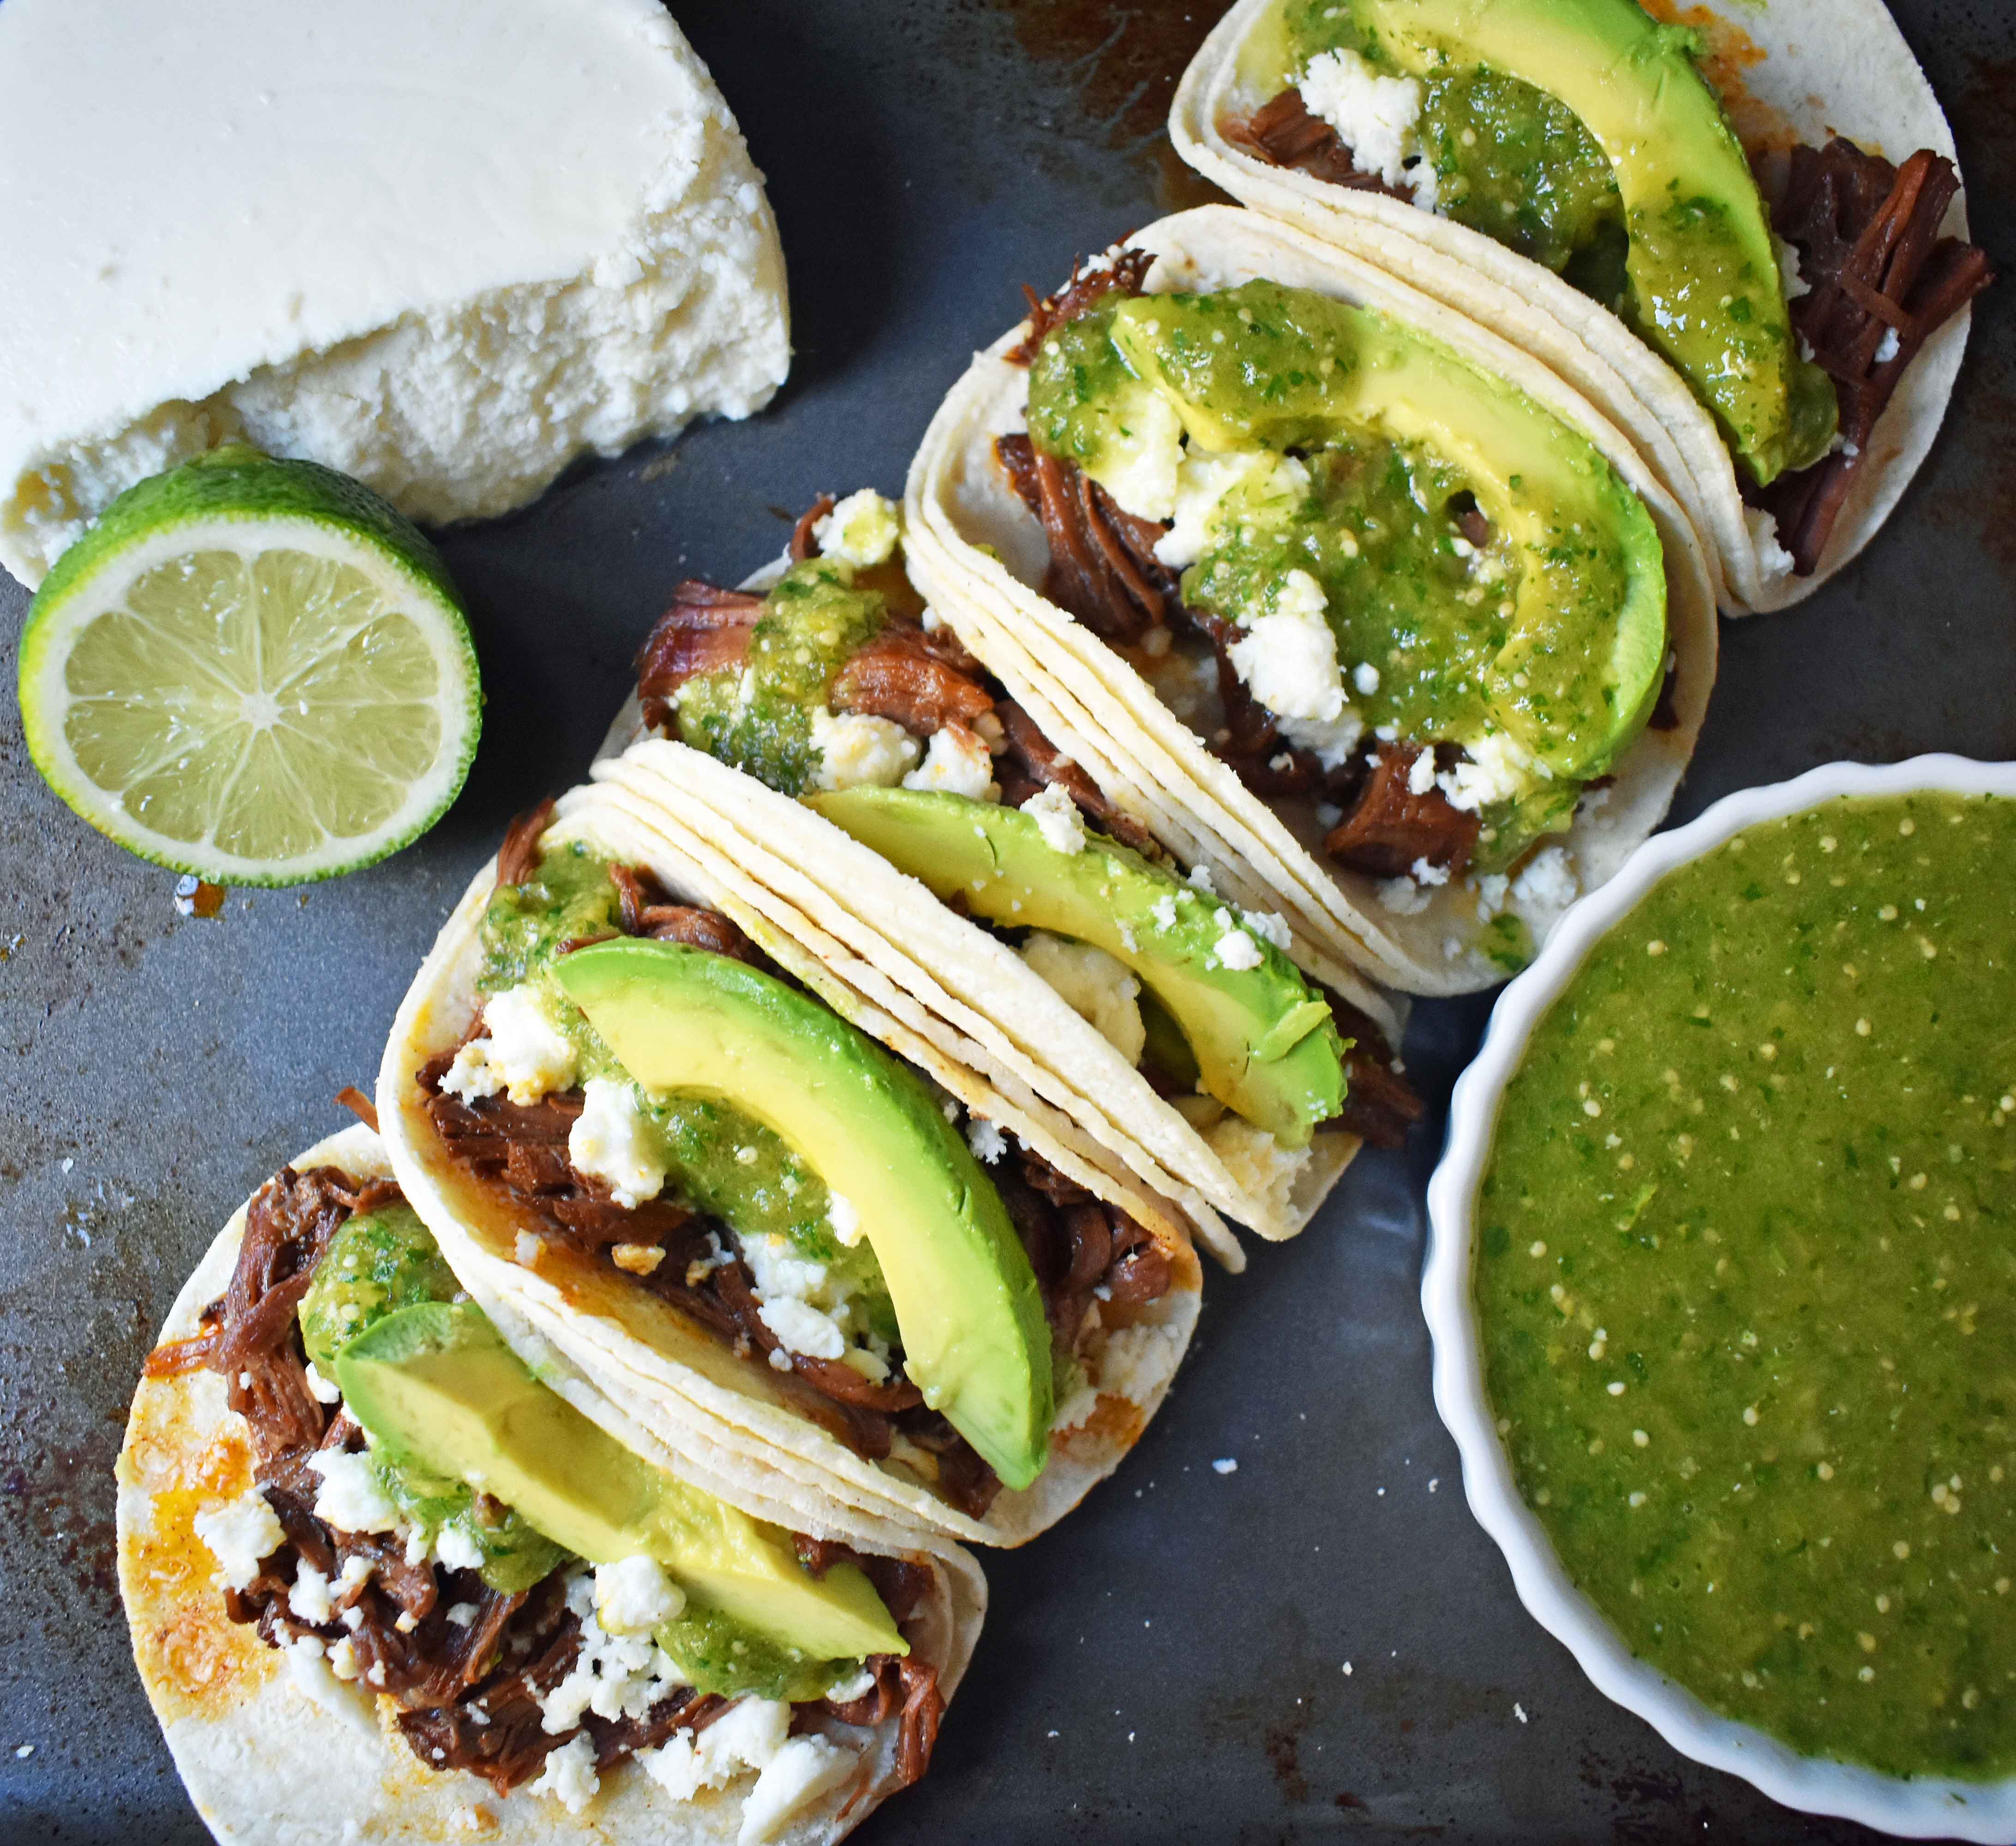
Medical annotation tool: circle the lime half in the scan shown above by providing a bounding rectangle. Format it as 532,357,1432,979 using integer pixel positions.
19,447,481,885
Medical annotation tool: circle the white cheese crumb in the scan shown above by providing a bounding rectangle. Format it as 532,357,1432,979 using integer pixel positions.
1021,782,1088,854
1240,908,1292,952
193,1488,286,1590
288,1560,336,1624
1407,749,1437,797
444,983,578,1105
302,1361,342,1405
1297,48,1437,206
737,1733,855,1845
307,1449,402,1536
1214,926,1263,971
1212,1457,1238,1475
541,1572,689,1737
826,1191,863,1247
1187,863,1215,896
531,1732,600,1814
1150,893,1179,932
1352,662,1381,695
1438,731,1537,812
810,488,901,569
568,1076,667,1209
903,724,998,801
967,1117,1008,1164
642,1696,795,1802
432,1522,487,1574
1775,235,1811,302
594,1556,686,1635
1510,845,1580,921
1090,389,1187,524
810,707,918,791
741,1232,864,1365
1376,876,1433,916
1226,571,1346,725
1019,931,1145,1063
1875,327,1901,364
1744,503,1797,580
515,1230,544,1268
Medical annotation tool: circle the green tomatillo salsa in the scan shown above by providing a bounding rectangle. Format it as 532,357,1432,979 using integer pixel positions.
1024,278,1667,874
1262,0,1838,483
1475,791,2016,1779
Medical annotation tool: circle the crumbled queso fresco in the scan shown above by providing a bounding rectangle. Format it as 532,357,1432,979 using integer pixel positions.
1475,792,2016,1780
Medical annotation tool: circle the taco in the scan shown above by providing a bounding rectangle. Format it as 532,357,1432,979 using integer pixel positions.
1171,0,1993,612
597,498,1422,1250
117,1121,982,1845
904,204,1717,997
377,783,1205,1547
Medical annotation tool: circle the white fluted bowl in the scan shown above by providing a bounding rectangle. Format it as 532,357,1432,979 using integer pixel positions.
1425,755,2016,1841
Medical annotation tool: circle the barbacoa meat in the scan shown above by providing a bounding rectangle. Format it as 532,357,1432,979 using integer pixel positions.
831,626,997,736
990,699,1157,853
1323,743,1479,882
1767,140,1993,573
1006,247,1157,365
635,582,769,731
993,432,1177,643
180,1157,948,1798
1225,89,1412,196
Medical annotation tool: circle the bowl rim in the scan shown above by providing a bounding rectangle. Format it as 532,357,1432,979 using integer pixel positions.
1424,754,2016,1840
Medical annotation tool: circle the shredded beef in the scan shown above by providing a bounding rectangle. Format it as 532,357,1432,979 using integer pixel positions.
634,582,769,730
176,1156,945,1801
831,626,998,736
1322,744,1479,881
1226,89,1412,194
1765,139,1993,574
610,864,758,959
497,798,558,889
994,432,1178,642
791,494,837,563
992,699,1157,852
394,1576,583,1792
201,1166,364,1462
1006,247,1157,366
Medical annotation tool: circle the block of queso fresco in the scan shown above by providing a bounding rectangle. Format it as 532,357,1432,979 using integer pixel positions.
0,0,790,588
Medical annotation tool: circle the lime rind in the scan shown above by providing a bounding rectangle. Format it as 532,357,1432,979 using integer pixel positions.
19,452,481,886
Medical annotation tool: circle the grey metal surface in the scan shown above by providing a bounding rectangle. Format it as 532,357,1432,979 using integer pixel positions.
0,1,2010,1839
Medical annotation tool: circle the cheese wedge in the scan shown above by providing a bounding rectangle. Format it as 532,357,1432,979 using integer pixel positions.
0,0,789,588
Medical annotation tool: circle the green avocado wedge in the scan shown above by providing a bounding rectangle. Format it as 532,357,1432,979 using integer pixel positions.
806,787,1347,1147
553,938,1054,1492
335,1301,905,1667
1338,0,1838,484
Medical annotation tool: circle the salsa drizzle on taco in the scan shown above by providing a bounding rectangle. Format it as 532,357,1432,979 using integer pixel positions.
417,815,1174,1520
1223,0,1992,576
149,1153,944,1824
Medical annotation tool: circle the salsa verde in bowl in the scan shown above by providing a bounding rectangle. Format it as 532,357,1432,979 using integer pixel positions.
1425,755,2016,1839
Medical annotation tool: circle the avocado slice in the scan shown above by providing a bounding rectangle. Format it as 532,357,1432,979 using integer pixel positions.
335,1300,906,1665
1340,0,1837,484
807,787,1346,1147
552,939,1054,1491
1103,284,1669,787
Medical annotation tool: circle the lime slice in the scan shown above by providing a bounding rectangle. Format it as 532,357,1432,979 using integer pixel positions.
18,447,481,885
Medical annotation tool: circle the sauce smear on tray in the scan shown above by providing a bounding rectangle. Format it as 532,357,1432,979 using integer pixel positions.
1476,791,2016,1778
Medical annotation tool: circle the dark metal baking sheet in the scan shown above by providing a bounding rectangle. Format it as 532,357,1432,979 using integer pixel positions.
2,1,2011,1838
